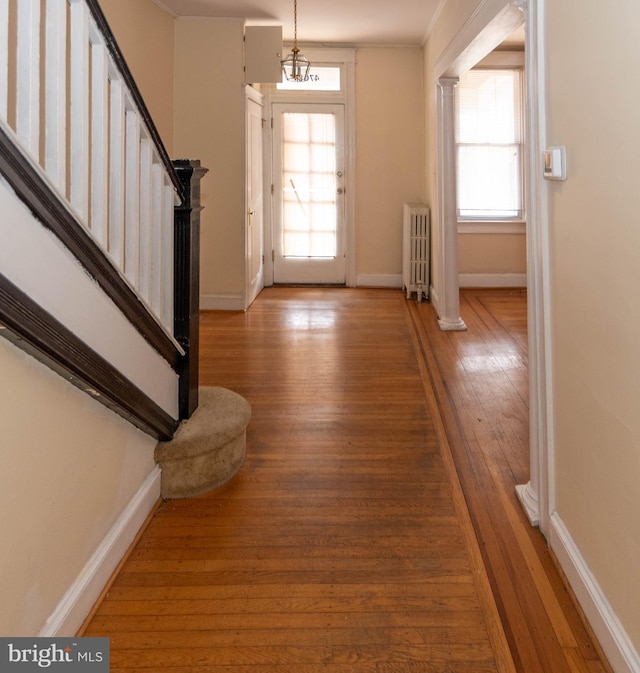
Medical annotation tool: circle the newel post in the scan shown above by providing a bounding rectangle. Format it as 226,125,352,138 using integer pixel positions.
173,159,208,420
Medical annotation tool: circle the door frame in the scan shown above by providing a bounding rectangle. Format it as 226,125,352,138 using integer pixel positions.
433,0,551,536
244,85,265,308
263,48,356,287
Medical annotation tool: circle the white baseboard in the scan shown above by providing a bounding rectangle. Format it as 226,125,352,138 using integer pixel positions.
39,466,162,637
550,512,640,673
459,273,527,288
201,276,525,302
200,294,245,311
356,274,402,288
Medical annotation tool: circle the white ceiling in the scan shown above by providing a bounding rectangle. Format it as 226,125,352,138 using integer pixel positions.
152,0,446,46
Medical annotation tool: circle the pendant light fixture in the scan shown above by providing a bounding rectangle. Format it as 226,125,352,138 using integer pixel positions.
281,0,311,82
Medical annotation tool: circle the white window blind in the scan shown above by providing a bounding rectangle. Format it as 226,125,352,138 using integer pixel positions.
456,68,523,220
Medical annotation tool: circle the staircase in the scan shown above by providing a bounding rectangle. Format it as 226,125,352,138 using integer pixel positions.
0,0,254,480
0,0,197,438
0,0,252,638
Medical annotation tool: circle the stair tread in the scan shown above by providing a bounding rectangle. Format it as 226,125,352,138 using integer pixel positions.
156,387,251,462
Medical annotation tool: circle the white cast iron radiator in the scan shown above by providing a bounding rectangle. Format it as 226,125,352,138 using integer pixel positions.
402,203,430,302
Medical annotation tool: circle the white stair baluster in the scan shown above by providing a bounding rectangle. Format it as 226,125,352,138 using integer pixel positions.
124,108,141,288
138,137,153,303
44,0,67,194
150,161,163,314
90,34,109,247
109,77,126,271
16,0,40,160
69,0,90,222
161,181,174,330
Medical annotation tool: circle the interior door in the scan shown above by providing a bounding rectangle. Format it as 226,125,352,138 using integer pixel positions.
272,103,346,284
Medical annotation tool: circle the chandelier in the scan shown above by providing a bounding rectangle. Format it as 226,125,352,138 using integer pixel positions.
280,0,311,82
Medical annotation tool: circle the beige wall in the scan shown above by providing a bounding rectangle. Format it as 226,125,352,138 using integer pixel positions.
100,0,175,153
458,233,526,274
100,3,248,302
545,0,640,648
0,339,156,635
458,233,526,277
173,18,246,301
355,48,426,276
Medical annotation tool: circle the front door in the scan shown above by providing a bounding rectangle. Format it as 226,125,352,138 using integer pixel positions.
272,103,346,284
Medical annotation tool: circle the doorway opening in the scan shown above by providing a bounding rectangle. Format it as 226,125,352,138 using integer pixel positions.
433,0,549,534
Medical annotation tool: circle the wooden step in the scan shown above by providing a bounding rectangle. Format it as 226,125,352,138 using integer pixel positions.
154,387,251,499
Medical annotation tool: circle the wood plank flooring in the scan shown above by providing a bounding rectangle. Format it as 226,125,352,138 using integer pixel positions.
82,287,613,673
407,288,612,673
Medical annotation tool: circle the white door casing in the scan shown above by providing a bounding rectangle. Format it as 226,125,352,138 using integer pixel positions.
245,86,264,308
263,48,356,288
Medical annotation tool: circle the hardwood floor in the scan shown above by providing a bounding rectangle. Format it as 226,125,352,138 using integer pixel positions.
82,287,612,673
408,288,612,673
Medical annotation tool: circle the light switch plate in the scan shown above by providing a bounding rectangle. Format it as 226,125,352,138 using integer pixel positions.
543,146,567,181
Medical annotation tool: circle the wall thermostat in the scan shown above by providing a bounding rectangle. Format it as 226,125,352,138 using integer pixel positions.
543,146,566,181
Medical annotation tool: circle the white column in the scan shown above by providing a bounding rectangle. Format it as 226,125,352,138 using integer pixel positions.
437,77,466,332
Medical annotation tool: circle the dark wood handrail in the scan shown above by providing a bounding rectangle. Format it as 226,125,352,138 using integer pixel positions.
0,272,178,440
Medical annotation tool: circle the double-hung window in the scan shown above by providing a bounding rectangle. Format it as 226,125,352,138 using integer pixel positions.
456,67,524,221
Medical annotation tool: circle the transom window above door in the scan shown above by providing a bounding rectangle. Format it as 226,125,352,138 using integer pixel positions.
277,65,342,92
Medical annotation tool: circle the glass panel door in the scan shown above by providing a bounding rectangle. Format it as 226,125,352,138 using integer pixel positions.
272,103,346,284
